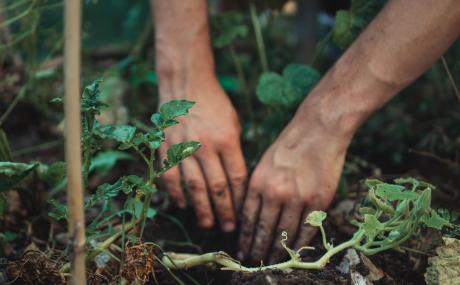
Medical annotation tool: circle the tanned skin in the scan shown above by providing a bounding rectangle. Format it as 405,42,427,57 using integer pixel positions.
152,0,460,263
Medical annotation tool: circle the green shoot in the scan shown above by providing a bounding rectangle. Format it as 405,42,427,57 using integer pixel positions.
162,178,451,272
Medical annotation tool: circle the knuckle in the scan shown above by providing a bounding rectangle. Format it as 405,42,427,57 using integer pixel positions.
229,173,247,187
186,179,205,192
209,181,228,196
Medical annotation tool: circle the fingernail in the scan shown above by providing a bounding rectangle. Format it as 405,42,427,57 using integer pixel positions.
237,251,244,260
223,222,235,232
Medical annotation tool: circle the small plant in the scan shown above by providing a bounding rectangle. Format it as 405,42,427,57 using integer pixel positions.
0,80,201,283
161,178,451,272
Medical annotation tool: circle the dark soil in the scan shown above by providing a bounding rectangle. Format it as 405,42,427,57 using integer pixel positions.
150,206,429,285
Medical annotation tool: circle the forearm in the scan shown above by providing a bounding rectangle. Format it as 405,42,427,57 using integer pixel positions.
298,0,460,140
152,0,215,99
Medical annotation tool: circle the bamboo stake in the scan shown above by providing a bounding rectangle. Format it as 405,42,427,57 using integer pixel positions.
64,0,86,284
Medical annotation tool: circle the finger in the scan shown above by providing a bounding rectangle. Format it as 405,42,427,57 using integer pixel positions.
198,153,236,232
237,190,261,260
181,157,214,228
268,203,303,264
220,142,247,212
293,209,319,253
159,143,186,208
250,198,282,263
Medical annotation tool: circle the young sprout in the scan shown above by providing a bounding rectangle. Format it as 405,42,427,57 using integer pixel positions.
162,178,452,272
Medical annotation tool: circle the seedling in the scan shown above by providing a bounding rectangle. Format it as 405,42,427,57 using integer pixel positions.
162,178,451,272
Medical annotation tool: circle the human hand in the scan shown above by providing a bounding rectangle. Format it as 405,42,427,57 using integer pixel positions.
237,102,350,263
159,77,247,233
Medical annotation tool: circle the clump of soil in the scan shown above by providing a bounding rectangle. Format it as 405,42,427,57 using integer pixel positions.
231,268,349,285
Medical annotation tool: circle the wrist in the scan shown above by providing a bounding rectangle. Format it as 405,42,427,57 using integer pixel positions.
295,53,398,143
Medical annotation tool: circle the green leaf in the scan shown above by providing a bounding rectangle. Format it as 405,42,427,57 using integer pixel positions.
0,231,18,242
125,197,157,219
305,210,327,227
86,175,144,208
140,184,157,195
151,100,195,129
422,210,451,230
90,150,134,176
364,178,384,189
256,64,320,108
331,0,385,49
375,183,417,201
164,141,201,169
211,12,248,48
414,188,432,218
37,162,66,187
95,124,136,143
0,162,38,192
48,199,68,220
362,214,384,241
81,78,107,114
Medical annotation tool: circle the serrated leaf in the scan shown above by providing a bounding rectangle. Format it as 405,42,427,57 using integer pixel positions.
0,162,38,192
95,124,136,143
425,237,460,285
375,183,417,201
305,210,327,227
86,175,145,208
362,214,384,241
37,162,66,187
256,64,320,108
152,100,195,129
48,199,68,220
81,78,107,114
163,141,201,169
422,210,451,230
90,150,133,176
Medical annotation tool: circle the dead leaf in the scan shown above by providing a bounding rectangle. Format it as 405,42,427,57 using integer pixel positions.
425,237,460,285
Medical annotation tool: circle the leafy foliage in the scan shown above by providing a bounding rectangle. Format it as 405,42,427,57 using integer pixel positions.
353,178,451,255
163,141,201,170
305,210,327,227
37,162,66,187
90,150,134,176
256,64,320,108
332,0,385,49
151,99,195,129
211,12,249,48
0,162,38,192
95,124,137,143
48,199,68,221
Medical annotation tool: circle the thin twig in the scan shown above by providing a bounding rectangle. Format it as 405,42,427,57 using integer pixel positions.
441,56,460,103
0,86,26,127
249,3,269,72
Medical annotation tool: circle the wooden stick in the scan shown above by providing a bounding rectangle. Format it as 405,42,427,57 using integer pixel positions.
64,0,86,284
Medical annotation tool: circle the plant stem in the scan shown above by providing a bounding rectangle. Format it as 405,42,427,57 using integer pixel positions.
162,231,365,272
249,2,268,73
0,86,26,128
441,56,460,103
228,44,254,121
319,225,331,250
63,0,86,283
